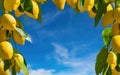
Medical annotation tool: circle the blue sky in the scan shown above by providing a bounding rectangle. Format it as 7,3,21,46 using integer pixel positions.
16,1,104,75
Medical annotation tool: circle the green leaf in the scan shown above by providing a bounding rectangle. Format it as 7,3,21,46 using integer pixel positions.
95,46,108,75
37,3,42,23
102,64,112,75
17,58,29,75
16,28,32,43
4,60,12,71
13,48,20,54
94,2,109,27
116,0,120,8
102,28,112,46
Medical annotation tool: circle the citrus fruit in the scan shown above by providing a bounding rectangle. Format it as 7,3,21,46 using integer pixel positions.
13,30,25,45
0,41,13,59
4,0,20,11
111,23,120,36
67,0,77,8
112,35,120,53
0,29,7,42
14,9,24,17
53,0,66,10
0,61,10,75
107,51,117,70
25,1,39,19
1,14,16,30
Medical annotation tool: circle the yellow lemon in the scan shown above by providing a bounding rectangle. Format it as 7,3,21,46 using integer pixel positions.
111,23,120,36
13,30,25,45
1,14,16,30
102,11,114,27
0,29,7,42
4,0,20,11
107,4,113,12
53,0,66,10
83,0,94,11
112,69,120,75
107,51,117,70
114,7,120,23
88,10,96,18
14,54,24,72
67,0,77,8
112,35,120,53
0,41,13,60
14,9,24,17
0,61,10,75
25,1,39,19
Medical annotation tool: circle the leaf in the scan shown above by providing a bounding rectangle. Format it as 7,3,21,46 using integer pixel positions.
102,64,112,75
95,46,108,75
102,28,112,46
4,60,12,71
16,28,32,43
37,3,42,23
94,2,109,27
17,58,29,75
116,0,120,8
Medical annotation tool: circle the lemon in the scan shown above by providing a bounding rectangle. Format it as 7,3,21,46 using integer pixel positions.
107,4,113,12
0,29,7,42
14,9,24,17
102,11,114,27
1,14,16,30
83,0,94,11
0,61,10,75
114,7,120,23
112,35,120,53
111,23,120,36
14,54,24,72
67,0,77,8
25,1,39,19
112,69,120,75
107,51,117,70
13,30,25,45
88,10,96,18
4,0,20,11
0,41,13,60
53,0,66,10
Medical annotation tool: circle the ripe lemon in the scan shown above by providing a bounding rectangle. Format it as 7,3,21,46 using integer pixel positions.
1,14,16,30
102,11,114,27
114,7,120,23
67,0,77,8
88,10,96,18
112,35,120,53
0,41,13,60
107,4,113,12
0,29,7,42
107,51,117,70
14,9,24,17
14,54,24,72
4,0,20,11
53,0,66,10
0,61,10,75
112,69,120,75
111,23,120,36
25,1,39,19
13,30,25,45
83,0,94,11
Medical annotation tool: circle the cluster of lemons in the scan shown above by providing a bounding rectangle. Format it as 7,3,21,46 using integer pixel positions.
0,0,46,75
52,0,96,18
